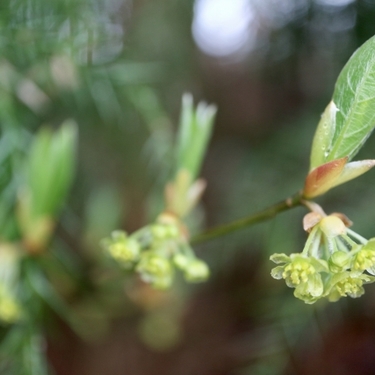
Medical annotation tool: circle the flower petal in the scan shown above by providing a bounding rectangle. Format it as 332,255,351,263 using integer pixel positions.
347,285,365,299
309,257,329,273
270,266,284,280
308,273,324,297
270,253,290,264
303,212,322,232
361,274,375,284
294,282,320,304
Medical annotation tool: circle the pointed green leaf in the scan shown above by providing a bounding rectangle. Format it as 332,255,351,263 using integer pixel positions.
327,36,375,161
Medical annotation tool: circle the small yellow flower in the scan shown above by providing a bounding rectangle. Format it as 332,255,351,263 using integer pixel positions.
102,231,140,267
270,253,328,303
325,271,375,302
282,258,316,287
136,252,174,290
352,249,375,273
351,239,375,275
108,239,140,263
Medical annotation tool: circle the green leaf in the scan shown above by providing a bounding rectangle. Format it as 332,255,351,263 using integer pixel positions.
327,35,375,162
23,258,82,335
0,325,49,375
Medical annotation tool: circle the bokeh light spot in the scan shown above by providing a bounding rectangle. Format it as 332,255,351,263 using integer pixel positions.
192,0,255,58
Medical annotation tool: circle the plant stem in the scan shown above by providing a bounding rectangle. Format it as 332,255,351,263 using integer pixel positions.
191,191,303,244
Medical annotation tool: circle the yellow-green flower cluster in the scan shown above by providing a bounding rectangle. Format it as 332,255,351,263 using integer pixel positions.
270,213,375,304
101,214,209,290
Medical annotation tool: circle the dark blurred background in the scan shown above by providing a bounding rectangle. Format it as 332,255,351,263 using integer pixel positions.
3,0,375,374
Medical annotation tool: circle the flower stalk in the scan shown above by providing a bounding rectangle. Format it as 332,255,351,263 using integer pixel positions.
191,191,303,244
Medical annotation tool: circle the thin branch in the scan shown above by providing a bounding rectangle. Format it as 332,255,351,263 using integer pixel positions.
191,191,304,244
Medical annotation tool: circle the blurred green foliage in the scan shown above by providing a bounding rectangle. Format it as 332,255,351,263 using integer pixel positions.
0,0,375,375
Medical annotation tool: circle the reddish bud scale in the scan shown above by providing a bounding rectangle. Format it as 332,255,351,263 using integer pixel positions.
303,157,347,198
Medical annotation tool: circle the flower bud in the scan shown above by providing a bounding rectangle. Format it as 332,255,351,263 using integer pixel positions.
151,276,173,290
184,259,210,282
319,215,346,237
173,253,190,270
151,224,179,240
328,251,351,273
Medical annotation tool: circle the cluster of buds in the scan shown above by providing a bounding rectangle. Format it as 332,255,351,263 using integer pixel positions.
270,208,375,304
101,212,209,290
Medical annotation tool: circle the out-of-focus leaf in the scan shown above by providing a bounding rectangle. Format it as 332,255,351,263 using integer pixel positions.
23,258,79,334
105,62,165,86
0,128,26,241
17,121,77,252
0,325,49,375
26,120,77,218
